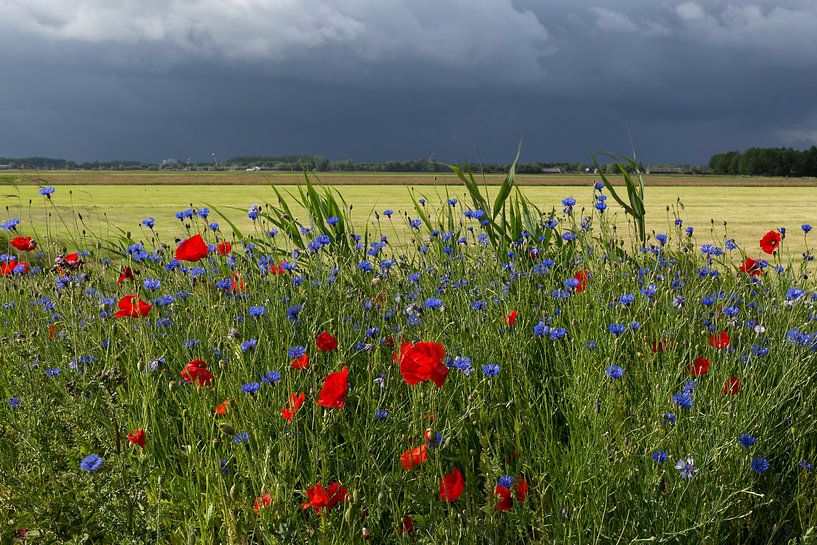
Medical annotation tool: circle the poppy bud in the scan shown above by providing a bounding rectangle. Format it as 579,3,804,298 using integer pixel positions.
229,483,239,501
218,423,236,436
344,505,353,524
371,277,381,286
362,528,371,540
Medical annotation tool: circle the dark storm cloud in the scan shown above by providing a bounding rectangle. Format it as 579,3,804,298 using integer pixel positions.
1,0,816,163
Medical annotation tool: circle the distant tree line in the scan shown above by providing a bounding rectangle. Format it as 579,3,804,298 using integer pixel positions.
0,154,706,175
709,147,817,177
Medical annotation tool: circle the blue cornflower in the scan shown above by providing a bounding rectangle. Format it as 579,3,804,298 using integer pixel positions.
143,278,161,291
652,450,668,463
663,412,676,425
7,397,21,408
209,222,220,231
498,475,515,489
605,365,624,380
482,363,500,378
374,409,389,421
288,345,306,359
618,294,635,305
800,460,814,471
176,208,194,220
0,218,20,230
549,327,567,340
80,454,103,472
142,217,155,229
45,367,60,377
286,304,302,321
447,199,457,206
672,390,694,409
424,297,443,310
327,216,340,225
241,382,260,395
803,224,812,233
655,234,667,246
674,457,697,478
39,186,56,197
534,321,550,337
262,370,281,384
197,207,209,218
561,196,576,208
751,457,770,473
608,323,626,335
233,432,249,443
249,305,266,317
241,339,257,352
738,434,756,448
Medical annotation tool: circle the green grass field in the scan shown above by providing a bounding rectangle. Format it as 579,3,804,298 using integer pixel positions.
1,182,814,253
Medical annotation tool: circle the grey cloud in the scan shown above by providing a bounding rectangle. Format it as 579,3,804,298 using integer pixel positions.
0,1,816,164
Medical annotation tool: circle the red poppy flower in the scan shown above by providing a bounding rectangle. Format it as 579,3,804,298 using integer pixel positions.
301,482,347,514
114,295,152,318
400,516,414,535
494,478,528,511
504,310,518,327
180,359,213,387
253,492,271,513
291,353,309,370
439,467,464,503
651,338,668,353
230,272,245,293
689,357,711,376
709,331,730,349
175,233,209,262
399,341,448,388
400,445,428,471
0,260,26,275
214,400,230,415
127,428,146,449
10,236,36,252
392,341,411,364
270,261,287,274
316,331,339,352
739,258,762,276
281,392,305,422
217,241,232,255
316,366,349,409
117,267,135,284
516,479,528,502
64,252,81,268
573,269,590,293
495,485,514,511
48,323,59,340
723,375,741,396
759,230,781,254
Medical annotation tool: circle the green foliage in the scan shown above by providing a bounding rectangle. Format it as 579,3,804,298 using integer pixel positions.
0,174,816,544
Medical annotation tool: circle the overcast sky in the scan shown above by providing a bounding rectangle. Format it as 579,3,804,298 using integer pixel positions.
1,0,816,164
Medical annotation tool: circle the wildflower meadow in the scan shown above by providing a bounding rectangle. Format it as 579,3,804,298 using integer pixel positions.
0,162,815,544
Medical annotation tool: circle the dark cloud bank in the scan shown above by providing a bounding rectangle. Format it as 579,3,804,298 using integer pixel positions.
1,0,816,164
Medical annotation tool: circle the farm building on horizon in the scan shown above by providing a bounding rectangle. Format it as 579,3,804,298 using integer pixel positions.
540,167,562,174
0,164,9,170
